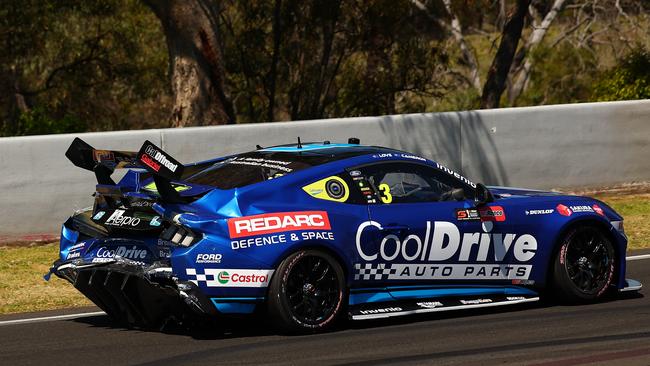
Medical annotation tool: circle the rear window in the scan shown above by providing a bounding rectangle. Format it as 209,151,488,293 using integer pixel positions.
186,152,325,189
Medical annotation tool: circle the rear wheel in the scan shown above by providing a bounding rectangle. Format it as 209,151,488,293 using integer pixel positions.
552,226,616,302
267,249,345,333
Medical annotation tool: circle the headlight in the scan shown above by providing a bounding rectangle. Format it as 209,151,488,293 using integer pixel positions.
611,220,625,234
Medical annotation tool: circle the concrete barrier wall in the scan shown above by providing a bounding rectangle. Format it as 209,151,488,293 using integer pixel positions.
1,100,648,237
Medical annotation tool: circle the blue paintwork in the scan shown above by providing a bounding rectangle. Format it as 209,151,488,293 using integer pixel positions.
58,143,630,314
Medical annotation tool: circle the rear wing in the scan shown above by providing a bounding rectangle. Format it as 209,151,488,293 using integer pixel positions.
65,137,186,203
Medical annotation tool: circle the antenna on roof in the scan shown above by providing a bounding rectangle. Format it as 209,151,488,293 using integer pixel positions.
297,137,302,149
348,137,360,144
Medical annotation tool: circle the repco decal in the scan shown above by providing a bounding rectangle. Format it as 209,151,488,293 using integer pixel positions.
478,206,506,222
227,211,331,239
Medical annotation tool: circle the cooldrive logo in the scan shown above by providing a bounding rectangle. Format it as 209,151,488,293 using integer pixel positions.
356,221,537,263
186,268,274,288
96,246,148,260
228,211,331,238
144,145,178,172
104,210,141,227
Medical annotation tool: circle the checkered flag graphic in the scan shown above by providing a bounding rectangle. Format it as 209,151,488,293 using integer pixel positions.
354,263,396,280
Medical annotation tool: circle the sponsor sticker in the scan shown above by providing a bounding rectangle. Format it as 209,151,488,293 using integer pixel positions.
459,299,492,305
93,150,115,163
592,204,605,216
196,253,222,264
144,144,179,173
150,216,162,227
354,263,533,281
227,211,331,239
556,204,573,216
104,209,141,227
95,245,148,260
435,162,477,188
478,206,506,222
525,209,554,216
570,205,595,213
186,268,274,288
359,307,402,315
456,208,480,221
417,301,443,309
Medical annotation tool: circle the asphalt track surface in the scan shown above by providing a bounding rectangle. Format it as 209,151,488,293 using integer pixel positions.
2,251,650,366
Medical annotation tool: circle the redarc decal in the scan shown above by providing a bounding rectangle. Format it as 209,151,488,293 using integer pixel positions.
228,211,331,239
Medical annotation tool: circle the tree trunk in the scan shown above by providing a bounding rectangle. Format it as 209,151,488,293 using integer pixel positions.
441,0,482,92
507,0,567,105
143,0,235,127
480,0,531,109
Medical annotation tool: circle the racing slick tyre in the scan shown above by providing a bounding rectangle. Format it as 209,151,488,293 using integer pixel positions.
552,226,616,302
267,249,346,334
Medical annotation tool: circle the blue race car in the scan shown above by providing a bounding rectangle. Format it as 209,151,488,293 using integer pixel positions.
48,138,641,333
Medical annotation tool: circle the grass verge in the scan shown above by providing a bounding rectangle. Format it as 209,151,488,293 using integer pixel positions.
0,243,90,314
0,190,648,315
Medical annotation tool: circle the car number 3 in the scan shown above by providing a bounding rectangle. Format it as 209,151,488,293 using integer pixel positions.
378,183,393,204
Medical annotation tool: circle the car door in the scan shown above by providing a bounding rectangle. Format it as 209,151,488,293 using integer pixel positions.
351,161,522,287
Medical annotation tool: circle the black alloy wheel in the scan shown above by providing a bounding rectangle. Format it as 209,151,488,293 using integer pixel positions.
552,226,616,302
267,249,345,333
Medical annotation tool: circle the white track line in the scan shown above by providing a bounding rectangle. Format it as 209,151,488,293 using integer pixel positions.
627,254,650,261
0,311,105,326
1,254,648,326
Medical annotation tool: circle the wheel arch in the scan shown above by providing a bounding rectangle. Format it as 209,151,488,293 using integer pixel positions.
545,216,622,290
268,240,350,286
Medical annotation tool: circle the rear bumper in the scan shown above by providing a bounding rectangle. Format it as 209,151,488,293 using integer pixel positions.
49,258,217,328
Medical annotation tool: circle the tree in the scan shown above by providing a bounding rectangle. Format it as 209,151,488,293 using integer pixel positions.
143,0,235,127
480,0,530,108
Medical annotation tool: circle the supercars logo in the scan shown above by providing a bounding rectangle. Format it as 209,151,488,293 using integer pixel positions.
227,211,331,238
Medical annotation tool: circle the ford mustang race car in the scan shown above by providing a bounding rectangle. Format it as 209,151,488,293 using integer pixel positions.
47,137,641,333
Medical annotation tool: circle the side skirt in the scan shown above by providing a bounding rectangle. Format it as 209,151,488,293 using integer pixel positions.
349,294,539,320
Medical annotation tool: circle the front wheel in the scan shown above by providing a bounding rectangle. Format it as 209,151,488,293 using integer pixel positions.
267,249,346,333
552,226,616,302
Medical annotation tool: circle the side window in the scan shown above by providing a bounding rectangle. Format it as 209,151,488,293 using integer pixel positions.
358,163,474,204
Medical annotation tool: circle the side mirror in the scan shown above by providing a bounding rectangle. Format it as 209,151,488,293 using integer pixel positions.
474,183,494,206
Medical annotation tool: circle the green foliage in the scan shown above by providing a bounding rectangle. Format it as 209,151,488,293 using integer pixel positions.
516,43,598,106
592,47,650,101
8,107,86,136
0,0,169,136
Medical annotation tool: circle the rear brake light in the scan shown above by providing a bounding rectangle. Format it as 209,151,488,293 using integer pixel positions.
160,225,199,247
